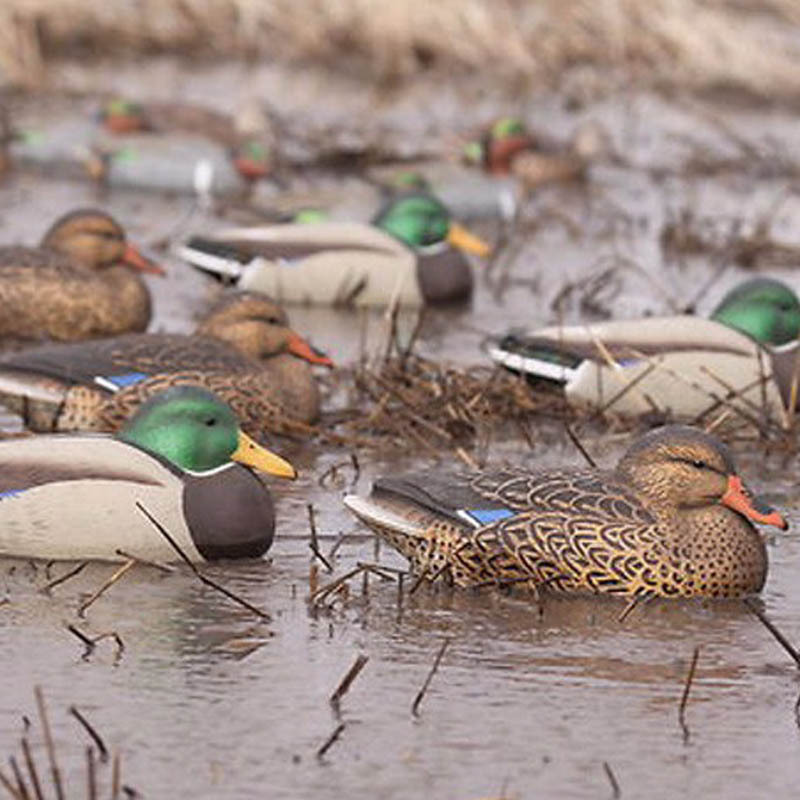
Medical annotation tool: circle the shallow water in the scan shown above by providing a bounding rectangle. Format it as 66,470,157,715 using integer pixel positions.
3,61,800,798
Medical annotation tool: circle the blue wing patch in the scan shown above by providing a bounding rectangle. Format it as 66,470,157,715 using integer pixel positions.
460,507,515,527
0,490,24,501
93,372,149,392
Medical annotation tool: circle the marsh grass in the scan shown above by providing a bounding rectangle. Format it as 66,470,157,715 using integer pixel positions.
2,0,800,99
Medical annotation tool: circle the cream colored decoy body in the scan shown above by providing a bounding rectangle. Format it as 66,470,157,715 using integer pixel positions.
489,315,788,419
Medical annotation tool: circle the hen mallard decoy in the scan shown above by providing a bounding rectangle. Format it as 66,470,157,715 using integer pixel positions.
0,386,296,562
0,208,164,344
0,291,332,435
486,278,800,419
463,116,596,187
177,193,491,307
344,425,787,597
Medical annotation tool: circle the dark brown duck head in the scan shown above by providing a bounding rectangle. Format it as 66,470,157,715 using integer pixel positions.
196,291,333,366
40,209,165,275
615,424,787,530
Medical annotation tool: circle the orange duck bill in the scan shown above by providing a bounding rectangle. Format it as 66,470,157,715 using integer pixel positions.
287,331,334,367
721,475,788,530
122,243,166,275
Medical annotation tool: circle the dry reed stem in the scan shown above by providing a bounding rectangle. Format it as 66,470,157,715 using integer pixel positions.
678,645,700,743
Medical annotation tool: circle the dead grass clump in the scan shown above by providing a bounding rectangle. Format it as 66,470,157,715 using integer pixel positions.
339,353,567,453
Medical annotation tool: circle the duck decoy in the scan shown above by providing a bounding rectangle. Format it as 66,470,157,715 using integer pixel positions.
177,192,491,307
0,291,331,435
0,208,164,344
463,116,597,187
486,278,800,419
0,385,296,562
344,425,787,597
99,97,273,180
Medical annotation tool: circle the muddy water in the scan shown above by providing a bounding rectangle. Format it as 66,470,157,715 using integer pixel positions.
3,61,800,798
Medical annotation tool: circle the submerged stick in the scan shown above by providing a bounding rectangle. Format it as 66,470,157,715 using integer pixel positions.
34,688,63,800
412,638,450,717
564,422,597,468
743,599,800,668
316,723,346,760
20,739,43,800
330,654,369,706
136,502,271,621
603,761,621,798
678,646,700,743
70,707,108,762
40,562,89,594
66,624,95,654
78,560,136,617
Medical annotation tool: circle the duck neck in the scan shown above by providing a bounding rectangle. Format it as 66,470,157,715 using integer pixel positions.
102,267,152,332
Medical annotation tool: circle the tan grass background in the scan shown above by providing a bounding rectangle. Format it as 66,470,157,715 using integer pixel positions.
1,0,800,97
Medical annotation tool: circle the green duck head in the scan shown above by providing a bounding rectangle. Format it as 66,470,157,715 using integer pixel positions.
710,278,800,347
463,117,531,171
373,193,490,257
117,386,296,477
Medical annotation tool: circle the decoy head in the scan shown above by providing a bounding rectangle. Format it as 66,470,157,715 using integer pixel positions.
372,193,490,258
231,139,272,181
40,208,165,275
99,98,149,134
463,117,534,174
711,278,800,347
615,425,787,529
117,385,297,477
197,291,333,366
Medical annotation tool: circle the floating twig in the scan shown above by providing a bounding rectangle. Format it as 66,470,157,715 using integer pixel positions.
66,624,96,655
70,707,108,763
603,761,621,798
412,638,450,717
330,654,369,707
78,560,136,618
316,723,346,760
40,562,89,594
114,550,175,573
136,502,271,621
678,646,700,743
743,598,800,668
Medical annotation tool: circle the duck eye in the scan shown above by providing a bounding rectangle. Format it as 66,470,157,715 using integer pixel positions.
692,459,707,470
205,418,217,427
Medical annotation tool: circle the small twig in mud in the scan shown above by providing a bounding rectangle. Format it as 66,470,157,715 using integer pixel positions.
0,769,24,800
617,593,652,623
330,654,369,707
70,707,108,763
87,746,96,800
78,560,136,617
111,752,120,800
743,599,800,669
678,646,701,743
412,637,450,717
114,550,175,573
34,687,64,800
136,502,271,622
309,562,319,598
66,624,96,654
603,761,621,798
794,692,800,731
327,532,347,562
40,562,89,594
20,738,43,800
310,563,396,607
564,422,597,468
307,504,333,572
316,723,346,760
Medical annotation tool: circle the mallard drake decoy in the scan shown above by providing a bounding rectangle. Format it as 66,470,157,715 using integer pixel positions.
0,291,331,436
344,425,787,597
99,98,272,181
177,193,491,307
0,386,296,563
486,278,800,419
0,208,164,344
463,117,594,187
